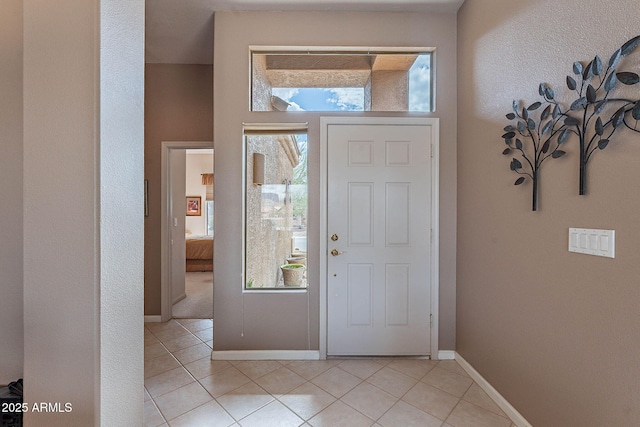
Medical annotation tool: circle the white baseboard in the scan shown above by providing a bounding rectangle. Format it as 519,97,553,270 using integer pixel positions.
455,352,532,427
211,350,320,361
172,293,186,305
144,315,162,323
437,350,455,360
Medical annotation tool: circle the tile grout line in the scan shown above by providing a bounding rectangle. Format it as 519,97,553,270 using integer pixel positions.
146,321,504,427
145,321,217,426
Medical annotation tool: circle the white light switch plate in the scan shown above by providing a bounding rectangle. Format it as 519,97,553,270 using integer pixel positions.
568,228,615,258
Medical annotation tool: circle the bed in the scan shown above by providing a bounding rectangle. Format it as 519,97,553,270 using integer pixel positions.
185,235,213,272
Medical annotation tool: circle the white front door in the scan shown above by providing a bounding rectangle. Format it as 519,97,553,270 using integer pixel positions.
325,120,436,356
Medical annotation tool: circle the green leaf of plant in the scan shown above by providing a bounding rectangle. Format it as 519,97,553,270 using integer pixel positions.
598,139,610,150
517,121,526,133
502,131,516,139
586,85,597,103
541,139,551,154
514,177,525,185
564,116,580,126
621,35,640,56
604,72,617,92
616,71,640,85
595,117,604,135
527,102,542,111
573,61,583,75
527,118,536,130
552,104,560,119
551,150,566,158
609,48,622,67
522,107,529,121
558,128,570,144
542,120,553,135
503,148,511,155
592,55,603,76
515,139,523,150
538,83,545,96
506,112,516,120
566,75,577,90
570,97,587,110
513,100,519,112
504,125,515,132
632,101,640,121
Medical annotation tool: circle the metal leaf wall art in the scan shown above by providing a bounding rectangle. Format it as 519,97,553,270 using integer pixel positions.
501,35,640,211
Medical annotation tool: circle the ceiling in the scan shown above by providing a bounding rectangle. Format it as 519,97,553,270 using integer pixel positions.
145,0,465,64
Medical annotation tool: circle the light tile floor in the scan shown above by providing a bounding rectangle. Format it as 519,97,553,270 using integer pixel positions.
145,319,517,427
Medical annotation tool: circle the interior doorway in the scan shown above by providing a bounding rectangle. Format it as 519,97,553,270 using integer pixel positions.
161,141,214,322
172,148,215,318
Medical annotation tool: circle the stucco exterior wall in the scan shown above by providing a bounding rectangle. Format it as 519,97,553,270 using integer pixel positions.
457,0,640,424
245,136,298,288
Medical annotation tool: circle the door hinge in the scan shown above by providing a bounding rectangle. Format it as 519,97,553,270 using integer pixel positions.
430,144,434,158
430,314,433,328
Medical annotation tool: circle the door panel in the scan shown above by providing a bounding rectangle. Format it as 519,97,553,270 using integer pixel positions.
327,124,432,356
348,183,374,246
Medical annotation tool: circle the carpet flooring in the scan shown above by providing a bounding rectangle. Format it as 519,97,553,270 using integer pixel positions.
172,271,214,319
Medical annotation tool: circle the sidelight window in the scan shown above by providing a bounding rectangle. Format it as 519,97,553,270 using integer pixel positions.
243,124,308,290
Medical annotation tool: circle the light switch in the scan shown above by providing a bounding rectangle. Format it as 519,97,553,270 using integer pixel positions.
568,228,615,258
174,218,178,227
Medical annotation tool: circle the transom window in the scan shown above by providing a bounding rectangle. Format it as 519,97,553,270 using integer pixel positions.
251,47,434,112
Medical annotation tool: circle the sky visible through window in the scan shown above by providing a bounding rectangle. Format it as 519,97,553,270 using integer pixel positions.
271,54,431,112
272,88,364,111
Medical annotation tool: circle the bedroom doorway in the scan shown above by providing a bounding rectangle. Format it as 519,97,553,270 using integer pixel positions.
161,141,214,322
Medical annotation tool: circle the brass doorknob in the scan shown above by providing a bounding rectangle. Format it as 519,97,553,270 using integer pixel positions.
331,249,339,256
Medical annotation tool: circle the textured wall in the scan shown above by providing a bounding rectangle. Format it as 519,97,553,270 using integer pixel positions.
214,11,458,351
99,0,145,422
370,70,409,111
0,0,23,386
457,0,640,424
23,0,144,424
145,64,213,315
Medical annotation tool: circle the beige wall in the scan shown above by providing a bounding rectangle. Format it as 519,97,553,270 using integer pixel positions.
457,0,640,424
145,64,213,314
214,11,458,351
22,0,144,425
185,152,214,236
0,0,23,385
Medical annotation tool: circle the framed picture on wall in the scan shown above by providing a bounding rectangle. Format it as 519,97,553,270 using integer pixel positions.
186,196,201,216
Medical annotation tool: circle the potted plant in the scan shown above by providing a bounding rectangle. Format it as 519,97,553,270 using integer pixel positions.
280,263,305,287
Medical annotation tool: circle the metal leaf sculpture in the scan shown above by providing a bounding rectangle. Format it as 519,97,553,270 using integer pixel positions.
502,87,569,211
502,35,640,210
